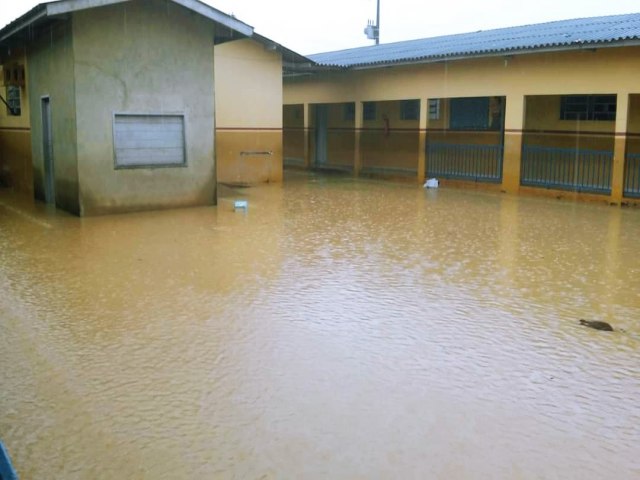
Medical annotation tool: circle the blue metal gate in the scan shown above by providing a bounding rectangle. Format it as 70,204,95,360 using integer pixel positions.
521,146,612,194
426,143,503,182
623,153,640,198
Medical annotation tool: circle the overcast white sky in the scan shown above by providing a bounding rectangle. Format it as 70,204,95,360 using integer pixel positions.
1,0,639,54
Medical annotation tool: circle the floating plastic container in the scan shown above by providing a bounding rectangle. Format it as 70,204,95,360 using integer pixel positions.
0,441,18,480
424,178,439,189
234,200,248,211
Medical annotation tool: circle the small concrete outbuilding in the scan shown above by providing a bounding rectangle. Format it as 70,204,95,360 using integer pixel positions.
0,0,309,215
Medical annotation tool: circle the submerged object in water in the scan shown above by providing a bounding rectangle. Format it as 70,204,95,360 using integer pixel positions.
579,319,614,331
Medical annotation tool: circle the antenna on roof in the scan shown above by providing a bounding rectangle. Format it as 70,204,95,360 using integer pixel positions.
363,0,380,45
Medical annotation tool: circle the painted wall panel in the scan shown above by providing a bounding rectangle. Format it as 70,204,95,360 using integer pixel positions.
72,0,216,215
214,38,283,183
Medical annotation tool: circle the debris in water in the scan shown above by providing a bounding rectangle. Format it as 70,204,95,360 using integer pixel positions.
234,200,248,211
424,178,439,189
579,319,614,331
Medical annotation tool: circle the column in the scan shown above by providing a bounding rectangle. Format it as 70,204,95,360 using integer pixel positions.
610,92,629,204
354,101,363,176
303,103,311,168
417,98,428,184
502,93,525,194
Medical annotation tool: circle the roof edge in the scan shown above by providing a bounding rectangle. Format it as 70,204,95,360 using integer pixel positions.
170,0,253,37
313,38,640,71
1,0,254,45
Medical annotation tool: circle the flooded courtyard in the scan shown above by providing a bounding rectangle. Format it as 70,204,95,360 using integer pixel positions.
1,171,639,479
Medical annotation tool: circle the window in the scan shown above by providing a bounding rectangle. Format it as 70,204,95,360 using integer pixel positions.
450,97,490,130
113,114,186,168
560,95,616,121
5,85,20,116
400,99,420,121
363,101,376,121
428,99,440,120
344,103,355,121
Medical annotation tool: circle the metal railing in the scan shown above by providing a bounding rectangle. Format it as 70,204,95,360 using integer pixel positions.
623,153,640,198
521,146,612,194
426,143,503,182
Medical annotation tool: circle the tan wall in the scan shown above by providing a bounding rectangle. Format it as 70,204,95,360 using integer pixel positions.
325,103,355,168
216,131,282,184
524,95,614,151
214,38,283,184
0,50,32,193
27,20,80,214
72,0,217,215
627,95,640,156
362,100,419,172
286,48,640,105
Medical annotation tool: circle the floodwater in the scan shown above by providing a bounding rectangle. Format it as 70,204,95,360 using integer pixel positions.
1,171,639,479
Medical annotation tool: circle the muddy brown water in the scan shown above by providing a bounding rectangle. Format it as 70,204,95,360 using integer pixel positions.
1,171,639,479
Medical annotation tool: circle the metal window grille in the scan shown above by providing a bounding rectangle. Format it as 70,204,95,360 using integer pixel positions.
113,114,186,168
363,101,376,121
560,95,616,121
400,99,420,121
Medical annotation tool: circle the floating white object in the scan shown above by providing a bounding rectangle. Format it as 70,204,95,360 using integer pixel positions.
234,200,248,210
424,178,439,189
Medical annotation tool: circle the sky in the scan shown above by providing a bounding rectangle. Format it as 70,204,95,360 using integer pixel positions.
1,0,639,55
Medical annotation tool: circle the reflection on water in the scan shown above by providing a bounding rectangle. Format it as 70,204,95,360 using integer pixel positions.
1,171,639,479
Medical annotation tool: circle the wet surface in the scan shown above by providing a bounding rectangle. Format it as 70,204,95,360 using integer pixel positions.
1,171,639,479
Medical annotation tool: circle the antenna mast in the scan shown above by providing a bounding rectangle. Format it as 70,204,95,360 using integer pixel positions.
364,0,380,45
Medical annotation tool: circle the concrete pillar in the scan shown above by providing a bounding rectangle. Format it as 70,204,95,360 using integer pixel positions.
417,98,428,184
354,101,363,176
610,93,629,204
502,93,525,194
303,103,310,168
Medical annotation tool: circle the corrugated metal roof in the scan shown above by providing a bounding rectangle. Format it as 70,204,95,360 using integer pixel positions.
309,13,640,68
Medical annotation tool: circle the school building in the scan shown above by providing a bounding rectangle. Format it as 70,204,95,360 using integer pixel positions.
283,13,640,205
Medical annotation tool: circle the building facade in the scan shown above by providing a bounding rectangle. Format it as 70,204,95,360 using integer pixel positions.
0,0,308,215
284,14,640,205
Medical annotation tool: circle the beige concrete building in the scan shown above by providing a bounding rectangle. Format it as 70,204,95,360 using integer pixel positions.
284,13,640,206
0,0,308,215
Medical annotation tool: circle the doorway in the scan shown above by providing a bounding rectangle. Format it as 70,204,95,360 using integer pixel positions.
41,97,55,204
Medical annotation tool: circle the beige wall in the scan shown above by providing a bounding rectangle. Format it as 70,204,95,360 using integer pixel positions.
214,38,283,184
286,48,640,106
28,20,80,213
72,0,217,215
0,50,32,194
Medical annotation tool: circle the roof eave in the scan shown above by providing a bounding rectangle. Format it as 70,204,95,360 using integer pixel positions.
170,0,252,37
0,5,47,44
0,0,254,46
